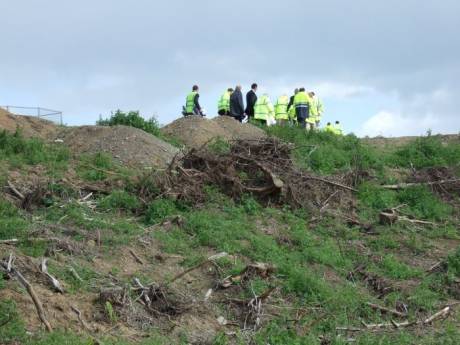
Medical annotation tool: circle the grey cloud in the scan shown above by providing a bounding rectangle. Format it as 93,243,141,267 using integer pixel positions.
0,0,459,133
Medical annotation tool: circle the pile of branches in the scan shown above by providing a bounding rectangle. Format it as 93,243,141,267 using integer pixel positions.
140,138,356,213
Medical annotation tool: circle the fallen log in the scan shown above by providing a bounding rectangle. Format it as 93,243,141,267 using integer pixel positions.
381,179,460,190
366,302,406,318
0,239,19,245
338,305,453,333
1,254,52,332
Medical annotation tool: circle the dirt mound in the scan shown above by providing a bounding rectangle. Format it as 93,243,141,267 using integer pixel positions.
161,115,267,148
0,107,57,139
212,116,267,141
56,125,179,169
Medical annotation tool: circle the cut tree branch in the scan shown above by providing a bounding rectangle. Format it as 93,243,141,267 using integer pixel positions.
0,254,52,332
381,179,460,190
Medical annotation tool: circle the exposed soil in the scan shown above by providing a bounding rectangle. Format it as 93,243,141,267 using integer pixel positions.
364,134,460,149
0,108,58,139
54,125,179,169
212,116,267,142
161,115,267,149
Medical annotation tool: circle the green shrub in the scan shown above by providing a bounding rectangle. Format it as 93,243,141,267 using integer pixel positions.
358,183,397,210
265,127,382,174
0,198,28,239
0,300,26,343
144,199,178,225
390,135,460,169
396,186,451,220
99,190,140,212
447,246,460,278
78,152,114,181
380,255,422,279
98,110,162,137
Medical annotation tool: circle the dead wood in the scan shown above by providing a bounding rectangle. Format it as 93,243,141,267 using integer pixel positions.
220,262,276,289
168,252,228,284
40,258,64,293
6,180,25,200
366,302,406,318
379,208,436,227
0,239,19,245
0,254,52,332
339,305,453,333
138,138,355,214
381,179,460,190
128,249,144,265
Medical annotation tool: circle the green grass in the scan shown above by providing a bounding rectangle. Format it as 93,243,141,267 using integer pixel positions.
0,129,69,172
265,126,383,174
389,134,460,169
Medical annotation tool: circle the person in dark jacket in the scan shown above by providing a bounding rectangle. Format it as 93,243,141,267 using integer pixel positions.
230,85,245,122
287,88,299,113
245,83,258,118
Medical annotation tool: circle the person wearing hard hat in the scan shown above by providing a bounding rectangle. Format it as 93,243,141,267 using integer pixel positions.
274,94,290,126
254,94,275,126
333,121,343,135
218,88,233,116
184,85,203,116
293,87,312,129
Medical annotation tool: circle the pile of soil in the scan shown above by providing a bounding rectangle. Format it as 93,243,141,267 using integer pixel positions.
161,115,267,148
55,125,179,169
212,116,267,141
0,107,57,139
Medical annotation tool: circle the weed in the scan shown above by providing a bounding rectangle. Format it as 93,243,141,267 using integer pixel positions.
390,134,460,169
144,198,179,225
0,129,69,171
98,190,140,212
0,198,28,240
105,301,118,324
0,300,26,343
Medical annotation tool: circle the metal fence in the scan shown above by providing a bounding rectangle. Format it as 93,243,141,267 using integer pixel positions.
1,105,63,125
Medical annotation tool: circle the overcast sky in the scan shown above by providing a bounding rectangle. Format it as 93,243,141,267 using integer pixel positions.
1,0,459,137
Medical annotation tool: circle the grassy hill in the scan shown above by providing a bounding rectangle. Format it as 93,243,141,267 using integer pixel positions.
0,125,459,345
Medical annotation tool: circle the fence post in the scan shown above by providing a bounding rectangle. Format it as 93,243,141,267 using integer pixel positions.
37,107,41,118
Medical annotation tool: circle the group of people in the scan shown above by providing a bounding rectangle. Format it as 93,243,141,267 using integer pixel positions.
183,83,343,134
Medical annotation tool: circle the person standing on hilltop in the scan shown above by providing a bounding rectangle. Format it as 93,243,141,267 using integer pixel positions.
309,91,324,129
254,94,275,126
184,85,204,116
274,94,290,126
287,88,299,124
245,83,258,118
230,85,246,122
294,87,312,129
218,88,233,116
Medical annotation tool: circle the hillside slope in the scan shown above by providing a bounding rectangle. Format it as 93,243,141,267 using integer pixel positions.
0,119,459,345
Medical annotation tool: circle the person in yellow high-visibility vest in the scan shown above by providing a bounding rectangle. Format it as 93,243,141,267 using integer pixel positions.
218,88,233,116
293,88,312,129
324,122,335,133
274,94,290,126
183,85,203,116
309,91,324,129
254,94,275,126
333,121,343,135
